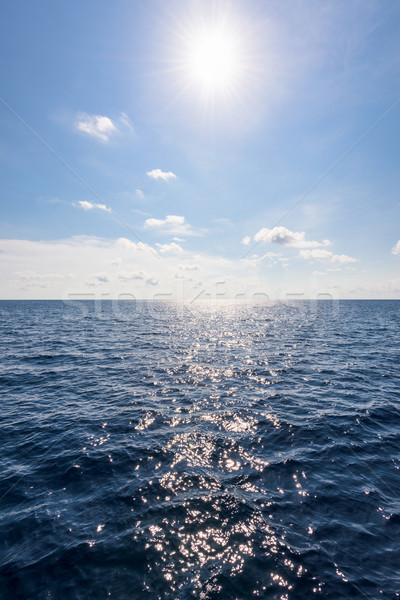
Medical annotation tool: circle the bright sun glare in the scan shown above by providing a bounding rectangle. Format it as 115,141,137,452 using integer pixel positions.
166,8,259,113
189,32,237,92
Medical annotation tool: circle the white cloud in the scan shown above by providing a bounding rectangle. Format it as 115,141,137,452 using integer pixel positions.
116,237,151,252
77,200,111,213
242,235,251,245
299,249,357,263
242,251,287,267
156,242,183,253
146,169,177,182
392,240,400,256
0,236,373,300
136,189,145,199
299,249,333,260
75,114,118,142
144,215,198,237
254,226,331,248
331,253,357,264
119,270,145,281
146,215,184,228
118,270,148,281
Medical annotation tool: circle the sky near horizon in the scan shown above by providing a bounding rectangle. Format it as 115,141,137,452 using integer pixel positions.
0,0,399,300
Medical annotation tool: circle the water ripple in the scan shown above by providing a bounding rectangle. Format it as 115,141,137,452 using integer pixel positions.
0,300,399,599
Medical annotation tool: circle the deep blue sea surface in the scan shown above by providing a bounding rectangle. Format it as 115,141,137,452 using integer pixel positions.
0,300,399,599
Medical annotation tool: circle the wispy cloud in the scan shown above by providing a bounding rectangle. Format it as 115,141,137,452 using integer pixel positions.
146,169,177,182
15,271,73,281
136,189,145,199
299,249,357,263
119,112,134,132
75,114,118,142
391,240,400,256
254,226,331,248
144,215,199,237
12,271,75,289
77,200,111,213
242,251,289,267
242,235,251,245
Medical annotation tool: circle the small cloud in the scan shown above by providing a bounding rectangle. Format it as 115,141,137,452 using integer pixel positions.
156,242,183,253
118,270,148,281
116,237,151,252
136,189,145,199
146,277,158,286
242,235,251,245
146,215,184,228
312,270,326,276
242,251,284,266
392,240,400,256
299,249,333,260
86,273,112,284
96,273,112,283
299,249,357,263
75,113,118,142
254,226,331,249
118,270,158,286
331,253,357,264
146,169,177,182
144,215,199,237
77,200,111,213
110,257,121,266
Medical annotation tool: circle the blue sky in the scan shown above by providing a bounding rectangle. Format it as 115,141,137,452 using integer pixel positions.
1,0,399,299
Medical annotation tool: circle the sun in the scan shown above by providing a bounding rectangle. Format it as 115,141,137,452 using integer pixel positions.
158,6,262,117
189,31,238,93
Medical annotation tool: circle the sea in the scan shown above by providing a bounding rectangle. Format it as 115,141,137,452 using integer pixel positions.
0,299,399,600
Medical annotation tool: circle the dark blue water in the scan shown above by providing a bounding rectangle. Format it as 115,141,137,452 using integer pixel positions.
0,300,399,599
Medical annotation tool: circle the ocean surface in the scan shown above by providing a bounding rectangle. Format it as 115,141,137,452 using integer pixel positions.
0,299,399,600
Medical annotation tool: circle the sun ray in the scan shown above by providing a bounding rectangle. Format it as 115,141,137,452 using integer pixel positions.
148,3,273,132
